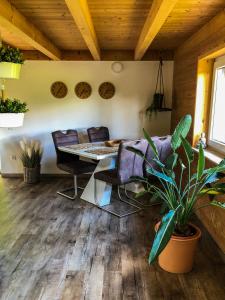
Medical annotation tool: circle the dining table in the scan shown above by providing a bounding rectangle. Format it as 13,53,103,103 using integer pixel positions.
58,141,141,207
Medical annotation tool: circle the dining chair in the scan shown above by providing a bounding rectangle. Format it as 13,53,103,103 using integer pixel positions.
125,135,172,206
87,126,110,142
52,130,96,200
94,139,148,217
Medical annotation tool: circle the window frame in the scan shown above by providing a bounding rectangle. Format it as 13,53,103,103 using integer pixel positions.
208,56,225,154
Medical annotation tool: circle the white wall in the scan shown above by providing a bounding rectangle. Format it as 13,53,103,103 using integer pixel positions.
0,60,173,174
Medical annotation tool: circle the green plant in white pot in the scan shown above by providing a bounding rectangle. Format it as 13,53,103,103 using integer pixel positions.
128,115,225,273
20,138,43,184
0,98,28,127
0,45,24,80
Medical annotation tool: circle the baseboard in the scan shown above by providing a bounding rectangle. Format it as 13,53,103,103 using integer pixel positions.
0,173,71,178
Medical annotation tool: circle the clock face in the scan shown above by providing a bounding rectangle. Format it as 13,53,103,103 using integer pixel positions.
51,81,68,98
75,82,92,99
99,82,115,99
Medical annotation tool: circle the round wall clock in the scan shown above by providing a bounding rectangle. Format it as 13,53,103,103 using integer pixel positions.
75,82,92,99
51,81,68,98
99,82,115,99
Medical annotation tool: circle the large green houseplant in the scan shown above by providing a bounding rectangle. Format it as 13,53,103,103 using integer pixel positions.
129,115,225,273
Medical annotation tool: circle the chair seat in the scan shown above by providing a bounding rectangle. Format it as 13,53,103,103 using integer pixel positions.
94,169,119,185
58,160,96,175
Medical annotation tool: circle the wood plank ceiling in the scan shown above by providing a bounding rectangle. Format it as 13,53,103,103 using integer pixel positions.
0,0,225,60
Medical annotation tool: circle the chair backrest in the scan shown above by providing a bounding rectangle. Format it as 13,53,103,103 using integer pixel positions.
159,135,172,163
51,130,79,164
144,135,172,175
87,127,110,143
117,139,148,184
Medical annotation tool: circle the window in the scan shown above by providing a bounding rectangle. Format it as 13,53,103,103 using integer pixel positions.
209,56,225,153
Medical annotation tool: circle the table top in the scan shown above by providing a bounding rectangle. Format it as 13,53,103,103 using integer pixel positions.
58,142,119,160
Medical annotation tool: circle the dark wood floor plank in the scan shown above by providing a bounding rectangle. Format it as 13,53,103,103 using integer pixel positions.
0,177,224,300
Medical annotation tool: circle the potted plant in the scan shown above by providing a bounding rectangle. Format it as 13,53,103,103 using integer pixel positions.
146,59,165,117
0,45,24,79
128,115,225,273
0,98,28,127
20,138,43,184
146,93,164,116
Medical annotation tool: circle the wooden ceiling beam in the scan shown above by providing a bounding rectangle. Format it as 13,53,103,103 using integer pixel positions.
22,50,174,61
65,0,100,61
135,0,178,60
0,0,61,60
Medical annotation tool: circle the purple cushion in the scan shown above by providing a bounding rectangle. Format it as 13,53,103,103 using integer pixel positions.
117,139,148,184
144,135,172,175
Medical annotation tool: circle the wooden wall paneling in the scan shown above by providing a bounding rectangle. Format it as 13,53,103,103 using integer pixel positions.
22,49,174,61
172,8,225,252
3,0,225,54
193,59,214,146
64,0,101,60
88,0,152,50
9,0,88,50
151,0,225,50
134,0,178,60
0,0,61,60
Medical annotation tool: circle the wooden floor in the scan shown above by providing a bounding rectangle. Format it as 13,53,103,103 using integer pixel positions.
0,177,224,300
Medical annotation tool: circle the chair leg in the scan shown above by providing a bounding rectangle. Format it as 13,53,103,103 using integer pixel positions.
94,179,141,217
57,175,83,200
117,186,141,209
124,186,161,208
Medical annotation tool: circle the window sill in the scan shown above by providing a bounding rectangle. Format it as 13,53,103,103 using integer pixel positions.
193,147,224,165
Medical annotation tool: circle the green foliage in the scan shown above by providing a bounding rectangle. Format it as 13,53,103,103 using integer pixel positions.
171,115,192,150
0,98,29,113
0,45,24,64
20,139,43,168
149,209,179,264
128,114,225,264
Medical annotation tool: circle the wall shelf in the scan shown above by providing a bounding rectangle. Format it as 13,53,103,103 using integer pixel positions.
158,108,172,112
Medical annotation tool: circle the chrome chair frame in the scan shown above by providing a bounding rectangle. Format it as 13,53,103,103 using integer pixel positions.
94,179,142,218
57,175,85,200
124,186,161,208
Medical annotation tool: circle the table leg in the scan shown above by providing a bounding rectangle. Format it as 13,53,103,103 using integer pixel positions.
81,157,116,207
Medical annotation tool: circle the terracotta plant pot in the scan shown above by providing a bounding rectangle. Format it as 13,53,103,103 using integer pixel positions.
155,222,201,273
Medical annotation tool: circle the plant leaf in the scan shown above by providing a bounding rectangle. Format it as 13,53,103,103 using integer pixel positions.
153,158,165,168
165,153,178,170
149,210,176,264
197,143,205,180
205,172,225,184
171,114,192,151
210,200,225,209
203,158,225,175
143,128,159,158
181,136,194,163
146,167,176,186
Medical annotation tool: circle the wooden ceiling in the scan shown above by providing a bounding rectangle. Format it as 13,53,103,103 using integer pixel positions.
0,0,224,60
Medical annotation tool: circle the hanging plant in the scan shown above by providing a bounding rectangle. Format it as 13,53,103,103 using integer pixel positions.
146,58,166,117
0,45,24,80
0,45,24,64
0,98,29,128
0,98,28,113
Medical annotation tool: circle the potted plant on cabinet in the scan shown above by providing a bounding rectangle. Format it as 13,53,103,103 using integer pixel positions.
0,98,28,127
20,139,43,184
128,115,225,273
0,45,24,80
